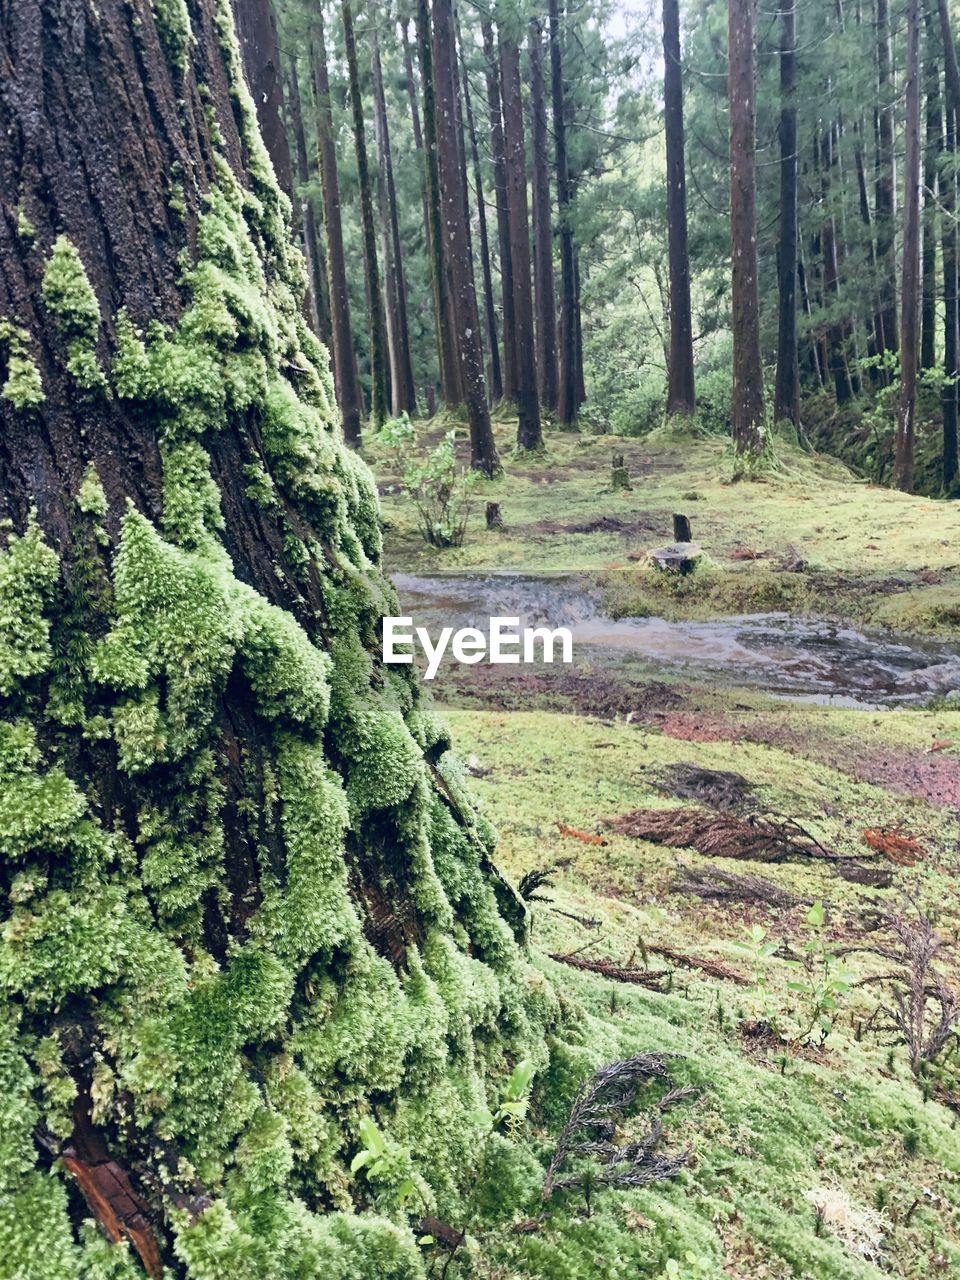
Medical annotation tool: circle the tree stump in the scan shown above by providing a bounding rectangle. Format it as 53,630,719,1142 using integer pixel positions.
649,542,703,575
611,452,630,490
485,502,505,531
672,512,692,542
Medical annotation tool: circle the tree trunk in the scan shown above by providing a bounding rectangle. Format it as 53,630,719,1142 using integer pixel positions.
895,0,923,491
403,19,444,407
549,0,578,426
482,17,517,404
874,0,898,358
233,0,294,199
662,0,696,417
0,2,532,1273
922,10,942,371
372,26,417,417
529,17,559,413
312,18,363,444
433,0,500,472
285,56,331,347
458,20,503,404
774,0,799,428
343,0,389,427
416,0,461,407
939,0,960,489
821,124,855,404
728,0,767,459
499,31,543,450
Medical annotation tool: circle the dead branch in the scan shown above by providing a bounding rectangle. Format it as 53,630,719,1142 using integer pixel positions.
607,807,842,862
647,943,750,986
671,859,804,908
548,952,672,989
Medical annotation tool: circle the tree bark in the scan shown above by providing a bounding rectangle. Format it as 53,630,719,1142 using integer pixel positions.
728,0,767,458
774,0,799,428
342,0,389,427
499,30,542,450
312,18,363,444
922,8,941,371
938,0,960,489
416,0,462,407
874,0,898,358
432,0,500,472
482,17,517,404
821,123,855,404
233,0,294,199
549,0,578,426
529,17,559,413
0,2,528,1270
458,20,503,404
662,0,696,417
895,0,923,491
372,25,417,417
285,56,330,347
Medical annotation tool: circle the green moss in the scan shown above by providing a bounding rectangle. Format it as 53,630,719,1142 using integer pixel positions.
16,208,35,244
76,463,108,519
0,320,44,410
151,0,192,75
0,520,60,697
41,236,107,392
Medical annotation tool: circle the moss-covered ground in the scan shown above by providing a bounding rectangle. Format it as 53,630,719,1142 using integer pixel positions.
363,416,960,1278
364,417,960,634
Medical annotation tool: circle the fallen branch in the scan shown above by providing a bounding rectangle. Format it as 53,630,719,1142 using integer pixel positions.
647,943,750,986
608,806,841,863
656,762,756,812
671,859,803,908
549,952,672,989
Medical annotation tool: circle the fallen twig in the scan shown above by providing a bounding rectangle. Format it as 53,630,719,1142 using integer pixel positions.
549,952,672,989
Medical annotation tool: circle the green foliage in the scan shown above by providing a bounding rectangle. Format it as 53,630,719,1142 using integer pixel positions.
41,235,107,392
403,431,477,549
349,1117,417,1210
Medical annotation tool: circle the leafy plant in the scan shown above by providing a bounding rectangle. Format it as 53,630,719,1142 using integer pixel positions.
403,431,477,548
784,901,854,1044
735,922,780,1029
472,1058,536,1136
350,1116,418,1209
661,1252,721,1280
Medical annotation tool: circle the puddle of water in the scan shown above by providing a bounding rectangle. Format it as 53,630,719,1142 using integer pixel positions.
391,572,960,709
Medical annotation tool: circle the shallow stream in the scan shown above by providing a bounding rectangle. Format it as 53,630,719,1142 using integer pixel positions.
392,572,960,709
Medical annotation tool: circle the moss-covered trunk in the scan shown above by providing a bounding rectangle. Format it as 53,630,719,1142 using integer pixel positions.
0,2,544,1274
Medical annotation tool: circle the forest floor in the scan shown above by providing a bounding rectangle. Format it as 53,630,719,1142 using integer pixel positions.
363,418,960,1279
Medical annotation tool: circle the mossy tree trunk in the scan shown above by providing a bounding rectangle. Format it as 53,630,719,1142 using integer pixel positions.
938,0,960,490
285,54,331,348
528,18,558,414
0,2,535,1274
773,0,800,429
482,15,517,405
548,0,578,427
233,0,294,199
874,0,899,360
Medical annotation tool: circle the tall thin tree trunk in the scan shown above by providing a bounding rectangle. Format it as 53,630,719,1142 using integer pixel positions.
573,246,587,409
922,8,942,370
874,0,898,357
529,17,559,413
549,0,578,426
286,56,330,347
416,0,461,408
343,0,389,427
499,30,542,450
312,21,363,445
372,26,417,417
233,0,294,199
662,0,696,418
458,21,503,403
728,0,767,458
895,0,923,491
822,123,855,404
403,20,444,407
774,0,799,427
938,0,960,489
482,17,517,403
432,0,500,472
